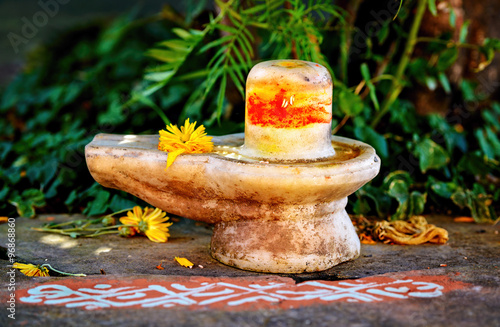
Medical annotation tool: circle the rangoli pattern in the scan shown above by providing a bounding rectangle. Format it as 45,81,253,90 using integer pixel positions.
18,276,450,310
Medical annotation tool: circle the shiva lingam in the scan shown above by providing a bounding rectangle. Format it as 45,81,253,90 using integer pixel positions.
85,59,380,273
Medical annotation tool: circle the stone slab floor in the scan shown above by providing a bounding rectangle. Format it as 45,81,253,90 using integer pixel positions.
1,215,499,327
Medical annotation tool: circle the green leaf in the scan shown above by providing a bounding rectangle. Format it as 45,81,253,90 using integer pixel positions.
450,188,467,208
355,184,392,218
431,181,457,198
436,47,458,71
457,152,491,176
377,23,389,44
360,63,380,110
409,191,427,216
354,124,388,159
475,128,495,159
451,187,497,223
383,171,413,192
0,187,9,202
0,141,12,160
214,23,239,35
199,35,233,53
84,190,111,216
336,87,364,116
109,194,137,212
428,0,437,16
157,39,190,52
216,73,227,122
172,28,194,40
449,8,456,28
9,189,46,218
483,109,500,130
414,138,450,173
65,190,78,207
360,63,371,81
145,49,185,63
485,127,500,157
475,38,500,72
426,0,437,16
144,71,175,82
459,20,470,43
242,3,268,15
387,179,409,220
460,79,477,101
438,72,451,94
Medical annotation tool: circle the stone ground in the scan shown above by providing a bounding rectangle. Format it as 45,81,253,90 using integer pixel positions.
0,214,499,326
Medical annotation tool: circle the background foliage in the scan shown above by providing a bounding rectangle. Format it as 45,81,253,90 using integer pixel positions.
1,0,499,222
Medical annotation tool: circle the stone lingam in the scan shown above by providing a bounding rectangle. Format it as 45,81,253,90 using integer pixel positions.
85,59,380,273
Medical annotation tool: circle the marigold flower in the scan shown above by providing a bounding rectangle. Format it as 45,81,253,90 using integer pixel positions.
13,262,50,277
119,206,173,243
158,118,214,168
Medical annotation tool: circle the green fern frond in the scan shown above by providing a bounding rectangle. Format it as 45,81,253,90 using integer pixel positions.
141,28,205,93
198,3,255,119
137,0,346,125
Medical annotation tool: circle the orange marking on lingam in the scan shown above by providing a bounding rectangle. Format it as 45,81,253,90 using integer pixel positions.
247,89,331,128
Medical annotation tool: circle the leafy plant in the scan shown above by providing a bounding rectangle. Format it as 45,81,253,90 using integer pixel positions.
1,0,499,223
0,11,173,217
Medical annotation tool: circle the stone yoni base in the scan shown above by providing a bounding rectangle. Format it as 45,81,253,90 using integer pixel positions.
85,133,379,274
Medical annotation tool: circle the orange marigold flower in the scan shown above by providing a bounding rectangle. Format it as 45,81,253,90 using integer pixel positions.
158,118,213,168
12,262,50,277
119,206,173,243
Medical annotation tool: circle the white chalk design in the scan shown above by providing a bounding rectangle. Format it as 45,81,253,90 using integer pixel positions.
20,279,444,310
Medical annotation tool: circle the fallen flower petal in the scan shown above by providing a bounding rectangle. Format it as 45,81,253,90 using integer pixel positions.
454,217,475,223
175,257,194,268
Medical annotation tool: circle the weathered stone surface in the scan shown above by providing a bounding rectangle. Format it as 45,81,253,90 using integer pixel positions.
0,214,499,326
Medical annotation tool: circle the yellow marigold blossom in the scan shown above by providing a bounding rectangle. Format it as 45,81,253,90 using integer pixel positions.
119,206,173,243
13,262,49,277
175,257,194,268
158,118,214,168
